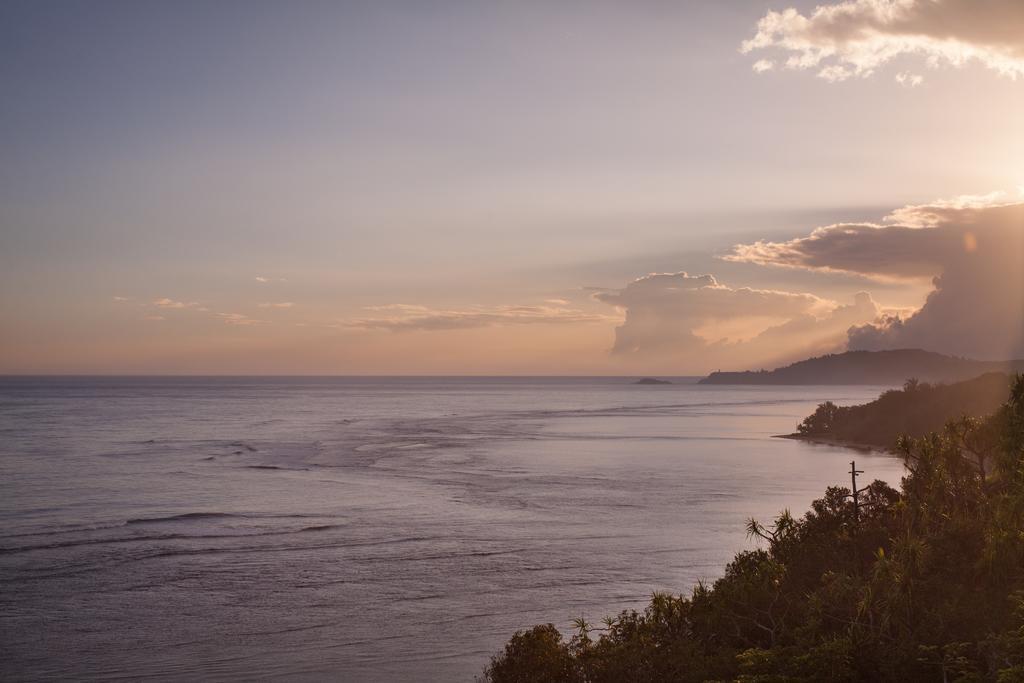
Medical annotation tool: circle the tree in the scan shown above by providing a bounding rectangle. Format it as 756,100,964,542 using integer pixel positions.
797,401,843,436
482,376,1024,683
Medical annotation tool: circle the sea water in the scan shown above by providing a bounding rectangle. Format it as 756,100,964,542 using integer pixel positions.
0,377,905,681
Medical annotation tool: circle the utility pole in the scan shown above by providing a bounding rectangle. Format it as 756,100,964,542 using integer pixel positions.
847,460,867,526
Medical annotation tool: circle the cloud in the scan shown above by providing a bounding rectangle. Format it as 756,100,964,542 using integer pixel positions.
362,304,431,313
895,71,924,86
727,195,1024,359
258,302,295,308
255,276,287,283
218,312,264,326
725,223,949,281
593,272,880,369
724,193,1014,280
113,296,130,302
752,58,775,73
153,298,199,309
742,0,1024,81
141,315,165,321
348,302,614,332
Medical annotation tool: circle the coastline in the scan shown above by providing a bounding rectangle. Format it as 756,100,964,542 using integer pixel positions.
772,432,894,455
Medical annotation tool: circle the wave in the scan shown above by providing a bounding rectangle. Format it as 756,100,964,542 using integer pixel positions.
244,464,310,471
0,524,348,555
125,512,242,525
3,535,444,577
0,522,129,540
0,512,338,542
298,524,340,532
124,511,339,525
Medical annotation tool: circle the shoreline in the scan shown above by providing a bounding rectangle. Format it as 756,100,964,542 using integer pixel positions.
773,432,894,455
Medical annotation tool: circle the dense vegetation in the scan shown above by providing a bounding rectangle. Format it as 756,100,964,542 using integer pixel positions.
795,373,1012,449
699,349,1024,386
483,376,1024,682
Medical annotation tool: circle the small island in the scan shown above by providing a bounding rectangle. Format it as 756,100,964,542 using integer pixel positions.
635,377,672,385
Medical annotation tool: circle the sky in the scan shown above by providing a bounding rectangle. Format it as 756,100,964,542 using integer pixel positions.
1,0,1022,375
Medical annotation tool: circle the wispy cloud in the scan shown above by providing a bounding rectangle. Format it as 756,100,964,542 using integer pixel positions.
218,312,264,326
113,296,130,303
141,315,165,321
742,0,1024,81
257,302,295,309
255,276,287,283
153,298,200,309
348,303,614,332
361,304,431,313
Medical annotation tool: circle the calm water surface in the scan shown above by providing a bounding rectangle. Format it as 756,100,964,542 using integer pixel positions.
0,377,905,681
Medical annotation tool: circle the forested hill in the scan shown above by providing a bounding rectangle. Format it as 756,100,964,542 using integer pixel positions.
699,349,1024,385
789,372,1013,449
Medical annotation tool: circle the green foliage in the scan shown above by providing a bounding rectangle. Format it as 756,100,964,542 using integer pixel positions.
483,375,1024,683
797,400,842,436
795,373,1012,448
482,624,580,683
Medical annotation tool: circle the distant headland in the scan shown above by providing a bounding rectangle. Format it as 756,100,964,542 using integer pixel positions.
698,349,1024,385
634,377,672,385
780,371,1013,450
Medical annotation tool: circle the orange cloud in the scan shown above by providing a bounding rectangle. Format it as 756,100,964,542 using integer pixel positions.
743,0,1024,81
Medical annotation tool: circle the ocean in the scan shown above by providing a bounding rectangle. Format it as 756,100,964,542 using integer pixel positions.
0,377,905,681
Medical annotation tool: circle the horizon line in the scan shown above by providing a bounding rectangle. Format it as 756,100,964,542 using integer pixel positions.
0,373,706,379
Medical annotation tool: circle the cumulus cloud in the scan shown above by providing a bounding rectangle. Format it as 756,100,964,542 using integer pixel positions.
348,303,613,332
727,196,1024,360
742,0,1024,81
593,272,880,369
